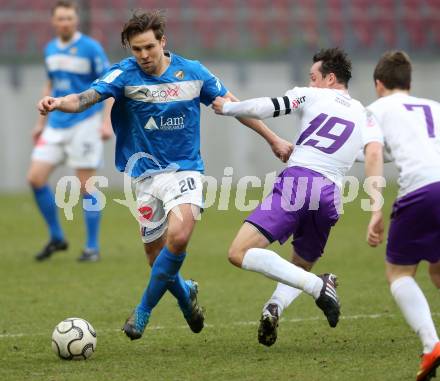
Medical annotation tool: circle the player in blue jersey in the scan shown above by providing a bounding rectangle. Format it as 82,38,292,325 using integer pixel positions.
37,10,293,339
27,1,112,262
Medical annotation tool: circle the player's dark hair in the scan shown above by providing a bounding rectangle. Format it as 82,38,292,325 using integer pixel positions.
313,48,352,87
373,51,411,90
51,0,78,14
121,10,166,48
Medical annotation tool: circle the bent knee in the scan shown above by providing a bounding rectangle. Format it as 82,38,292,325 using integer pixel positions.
27,171,46,189
228,244,245,267
167,231,190,253
292,254,314,271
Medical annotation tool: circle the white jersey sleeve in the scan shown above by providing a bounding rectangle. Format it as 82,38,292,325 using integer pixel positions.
354,110,384,161
222,97,274,119
361,108,384,147
222,87,316,119
368,92,440,197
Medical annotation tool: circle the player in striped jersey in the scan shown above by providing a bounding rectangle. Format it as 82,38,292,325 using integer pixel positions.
366,51,440,381
213,48,384,346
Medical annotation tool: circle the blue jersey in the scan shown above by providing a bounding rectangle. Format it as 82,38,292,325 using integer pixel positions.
45,32,109,128
91,52,228,178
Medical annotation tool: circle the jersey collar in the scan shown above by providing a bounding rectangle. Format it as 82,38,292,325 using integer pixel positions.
141,51,173,79
56,31,82,50
158,51,173,77
332,88,351,100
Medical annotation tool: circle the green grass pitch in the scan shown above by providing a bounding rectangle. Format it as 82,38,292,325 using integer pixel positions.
0,185,437,380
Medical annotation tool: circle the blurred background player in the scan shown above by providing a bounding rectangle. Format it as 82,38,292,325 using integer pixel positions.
27,1,112,262
366,51,440,381
213,48,383,346
36,10,292,340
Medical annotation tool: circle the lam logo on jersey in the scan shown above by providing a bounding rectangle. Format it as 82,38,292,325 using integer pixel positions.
144,116,159,130
144,115,186,131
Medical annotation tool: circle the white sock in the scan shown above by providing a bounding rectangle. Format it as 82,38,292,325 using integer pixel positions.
390,276,439,353
266,283,302,316
242,248,323,299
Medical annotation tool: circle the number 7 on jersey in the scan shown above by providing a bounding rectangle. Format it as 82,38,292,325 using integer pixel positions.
404,104,436,138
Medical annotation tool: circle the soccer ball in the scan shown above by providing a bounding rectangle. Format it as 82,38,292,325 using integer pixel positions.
51,317,97,360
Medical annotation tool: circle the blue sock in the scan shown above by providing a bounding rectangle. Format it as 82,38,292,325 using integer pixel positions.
139,247,186,314
82,193,101,251
32,185,64,242
168,273,191,316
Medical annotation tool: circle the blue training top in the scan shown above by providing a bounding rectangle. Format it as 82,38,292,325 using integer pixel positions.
91,52,228,178
45,32,110,128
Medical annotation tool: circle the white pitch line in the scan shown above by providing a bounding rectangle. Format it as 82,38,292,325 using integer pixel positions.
228,312,395,327
0,311,426,339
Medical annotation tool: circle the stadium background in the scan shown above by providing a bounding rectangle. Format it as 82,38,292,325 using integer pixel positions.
1,2,440,381
2,0,440,190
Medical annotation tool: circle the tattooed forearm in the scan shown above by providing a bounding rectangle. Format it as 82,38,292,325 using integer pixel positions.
78,89,101,112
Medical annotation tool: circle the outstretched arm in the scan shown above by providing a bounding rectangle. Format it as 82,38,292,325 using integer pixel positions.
221,92,293,163
213,95,276,120
37,89,102,115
